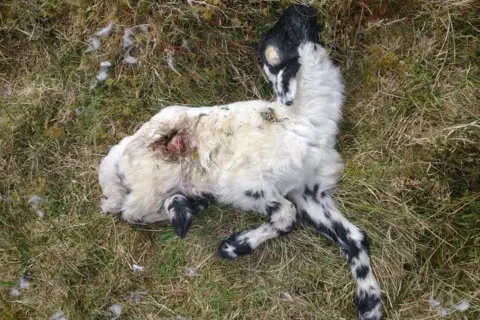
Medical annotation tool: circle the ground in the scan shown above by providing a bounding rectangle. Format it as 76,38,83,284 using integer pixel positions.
0,0,479,319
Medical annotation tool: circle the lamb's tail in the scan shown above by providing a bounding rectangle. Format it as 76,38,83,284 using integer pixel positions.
297,194,382,320
98,136,133,213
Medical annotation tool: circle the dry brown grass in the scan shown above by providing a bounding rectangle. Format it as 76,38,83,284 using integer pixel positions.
1,0,479,319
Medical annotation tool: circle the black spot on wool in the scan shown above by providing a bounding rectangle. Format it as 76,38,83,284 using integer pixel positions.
245,190,264,199
321,204,331,219
298,209,338,242
355,265,370,280
298,208,364,263
331,220,362,262
280,60,300,99
303,183,320,203
354,290,382,318
266,201,281,218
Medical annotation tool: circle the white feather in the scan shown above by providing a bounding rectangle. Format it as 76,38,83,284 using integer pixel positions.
139,24,149,33
75,107,84,116
182,39,191,52
438,307,449,316
184,267,199,277
29,195,44,217
166,50,180,75
452,300,470,312
89,80,98,90
86,37,101,52
129,291,147,304
132,264,144,272
280,292,293,302
100,61,112,68
49,310,68,320
19,275,30,289
28,195,43,205
122,28,133,48
107,304,122,318
430,298,441,309
95,22,113,36
96,70,108,81
124,54,138,64
9,288,20,297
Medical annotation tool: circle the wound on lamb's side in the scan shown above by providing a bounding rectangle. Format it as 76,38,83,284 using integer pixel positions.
149,131,187,161
167,134,185,153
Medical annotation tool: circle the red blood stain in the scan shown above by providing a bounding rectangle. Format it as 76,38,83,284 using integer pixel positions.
166,134,185,154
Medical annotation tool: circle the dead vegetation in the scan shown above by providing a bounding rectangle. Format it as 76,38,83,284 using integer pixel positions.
1,0,479,319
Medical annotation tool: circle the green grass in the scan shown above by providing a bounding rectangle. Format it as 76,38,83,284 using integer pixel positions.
1,0,479,319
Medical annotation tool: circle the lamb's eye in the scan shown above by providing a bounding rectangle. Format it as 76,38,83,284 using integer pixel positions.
265,45,281,66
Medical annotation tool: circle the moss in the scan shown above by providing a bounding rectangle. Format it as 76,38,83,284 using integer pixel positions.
363,45,407,78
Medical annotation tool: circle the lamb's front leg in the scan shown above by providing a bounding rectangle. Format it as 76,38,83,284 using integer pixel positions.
218,197,296,259
289,185,382,320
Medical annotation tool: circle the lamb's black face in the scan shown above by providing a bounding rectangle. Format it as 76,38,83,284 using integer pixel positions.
259,5,319,106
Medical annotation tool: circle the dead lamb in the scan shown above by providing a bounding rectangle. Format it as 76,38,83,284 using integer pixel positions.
98,5,382,320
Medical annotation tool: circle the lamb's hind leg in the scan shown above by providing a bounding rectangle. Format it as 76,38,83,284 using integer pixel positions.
218,196,296,259
120,190,167,224
288,184,382,320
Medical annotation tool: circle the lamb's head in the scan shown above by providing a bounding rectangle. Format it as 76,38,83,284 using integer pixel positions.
259,4,320,106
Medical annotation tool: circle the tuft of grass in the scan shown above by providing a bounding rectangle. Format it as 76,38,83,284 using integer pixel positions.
1,0,479,319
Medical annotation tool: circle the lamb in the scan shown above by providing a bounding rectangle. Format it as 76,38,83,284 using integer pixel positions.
98,5,382,320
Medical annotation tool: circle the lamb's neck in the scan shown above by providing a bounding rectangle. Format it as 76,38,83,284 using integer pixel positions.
291,67,344,122
285,68,344,145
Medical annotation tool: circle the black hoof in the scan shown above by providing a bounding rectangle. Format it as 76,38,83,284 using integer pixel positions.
171,212,193,238
218,232,252,259
166,195,195,238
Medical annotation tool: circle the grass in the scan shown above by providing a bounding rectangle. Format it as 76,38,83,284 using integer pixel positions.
1,0,479,319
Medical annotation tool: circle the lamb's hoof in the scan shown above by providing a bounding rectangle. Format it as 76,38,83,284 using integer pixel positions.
171,212,193,238
218,232,252,259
